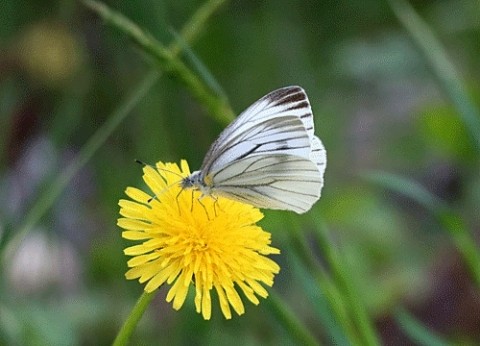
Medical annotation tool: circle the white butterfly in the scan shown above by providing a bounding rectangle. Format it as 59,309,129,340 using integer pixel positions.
181,86,326,214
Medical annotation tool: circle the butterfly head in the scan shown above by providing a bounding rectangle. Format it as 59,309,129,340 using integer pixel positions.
180,170,200,189
180,170,213,194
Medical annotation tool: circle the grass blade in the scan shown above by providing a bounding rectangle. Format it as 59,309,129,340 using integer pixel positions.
286,218,363,345
312,220,380,346
170,28,227,99
265,291,320,346
395,308,450,346
363,170,480,286
387,0,480,153
288,246,352,346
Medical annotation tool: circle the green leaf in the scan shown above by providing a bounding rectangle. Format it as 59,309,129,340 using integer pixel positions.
395,308,450,346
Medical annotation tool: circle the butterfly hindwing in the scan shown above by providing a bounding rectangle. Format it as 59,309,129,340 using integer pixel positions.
210,154,323,214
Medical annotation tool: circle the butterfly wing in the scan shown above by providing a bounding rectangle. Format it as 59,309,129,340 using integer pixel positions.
196,86,326,213
200,86,318,174
310,135,327,169
209,154,323,214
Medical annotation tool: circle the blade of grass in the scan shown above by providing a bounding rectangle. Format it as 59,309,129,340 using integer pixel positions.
387,0,480,153
395,307,450,346
363,170,445,213
83,0,234,126
287,218,363,345
288,245,352,346
311,219,380,346
169,28,227,100
363,170,480,286
265,291,321,346
173,0,226,56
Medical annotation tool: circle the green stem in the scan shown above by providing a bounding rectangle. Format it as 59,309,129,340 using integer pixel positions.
266,291,320,346
387,0,480,153
83,0,234,126
173,0,227,55
113,291,157,346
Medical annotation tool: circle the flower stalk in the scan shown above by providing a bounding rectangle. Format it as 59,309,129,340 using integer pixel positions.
113,291,156,346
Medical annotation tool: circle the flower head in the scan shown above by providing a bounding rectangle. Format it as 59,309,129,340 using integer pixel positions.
117,160,280,320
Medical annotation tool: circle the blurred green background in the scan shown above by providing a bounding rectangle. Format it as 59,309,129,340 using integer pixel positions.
1,0,479,345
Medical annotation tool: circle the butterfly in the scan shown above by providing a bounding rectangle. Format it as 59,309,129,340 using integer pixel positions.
180,86,326,214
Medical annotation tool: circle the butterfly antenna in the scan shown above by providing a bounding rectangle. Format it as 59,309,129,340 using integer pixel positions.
135,159,188,203
135,159,186,180
158,167,185,180
135,159,151,167
175,187,185,215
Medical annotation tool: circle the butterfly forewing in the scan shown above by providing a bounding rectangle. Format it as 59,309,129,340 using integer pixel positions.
264,86,316,140
200,86,315,173
205,116,313,174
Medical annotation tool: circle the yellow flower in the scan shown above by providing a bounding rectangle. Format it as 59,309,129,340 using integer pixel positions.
117,160,280,320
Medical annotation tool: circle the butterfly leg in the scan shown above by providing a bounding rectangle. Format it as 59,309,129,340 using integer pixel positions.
190,190,195,212
211,196,223,217
197,196,211,220
174,189,185,215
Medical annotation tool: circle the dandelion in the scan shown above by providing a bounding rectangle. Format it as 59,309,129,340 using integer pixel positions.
117,160,280,320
